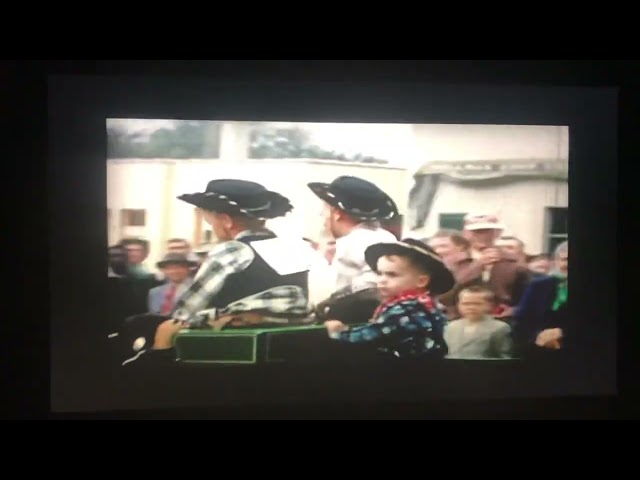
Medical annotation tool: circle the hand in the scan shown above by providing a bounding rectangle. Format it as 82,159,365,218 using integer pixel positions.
546,339,562,349
535,328,563,348
314,298,331,317
154,318,188,350
446,250,470,266
324,320,348,334
494,305,513,318
480,248,501,266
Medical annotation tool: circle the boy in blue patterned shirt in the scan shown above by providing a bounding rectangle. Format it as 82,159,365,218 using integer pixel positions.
324,238,454,358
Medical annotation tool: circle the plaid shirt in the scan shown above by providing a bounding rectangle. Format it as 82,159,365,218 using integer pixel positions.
195,285,312,325
329,289,448,356
172,230,275,326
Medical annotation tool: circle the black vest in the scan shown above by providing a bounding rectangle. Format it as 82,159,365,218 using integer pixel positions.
207,233,309,309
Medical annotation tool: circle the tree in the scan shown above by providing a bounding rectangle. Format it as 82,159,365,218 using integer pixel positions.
106,121,221,159
248,125,389,164
249,126,312,159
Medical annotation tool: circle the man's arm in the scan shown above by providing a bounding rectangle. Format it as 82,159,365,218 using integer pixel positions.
329,300,426,344
452,259,484,285
512,277,553,344
511,266,533,307
329,318,390,343
172,241,255,326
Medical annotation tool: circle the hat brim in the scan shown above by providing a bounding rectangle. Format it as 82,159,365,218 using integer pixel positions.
365,242,455,296
465,222,506,231
156,259,198,269
307,182,333,204
307,182,397,221
178,191,292,220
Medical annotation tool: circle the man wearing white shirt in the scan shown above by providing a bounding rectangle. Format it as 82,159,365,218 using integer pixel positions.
307,176,399,325
302,237,337,305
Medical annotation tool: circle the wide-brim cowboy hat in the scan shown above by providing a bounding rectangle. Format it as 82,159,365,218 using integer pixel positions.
156,252,199,269
307,176,398,221
364,238,455,296
178,179,293,220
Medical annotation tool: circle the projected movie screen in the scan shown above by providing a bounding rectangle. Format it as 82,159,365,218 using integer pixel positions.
106,120,569,367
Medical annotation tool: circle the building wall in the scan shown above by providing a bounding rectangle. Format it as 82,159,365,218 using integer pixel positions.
417,178,568,253
411,124,569,168
106,162,168,265
409,124,569,253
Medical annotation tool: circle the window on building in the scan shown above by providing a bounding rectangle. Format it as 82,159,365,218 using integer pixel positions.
193,208,214,245
545,207,568,254
121,209,146,227
438,213,466,231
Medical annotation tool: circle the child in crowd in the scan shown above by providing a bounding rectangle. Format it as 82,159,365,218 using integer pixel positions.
444,285,512,359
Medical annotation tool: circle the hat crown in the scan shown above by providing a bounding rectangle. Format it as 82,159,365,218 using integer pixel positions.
204,179,272,209
178,179,293,219
464,212,500,224
463,212,506,231
363,237,454,295
205,179,267,195
399,238,440,258
330,176,394,213
331,176,386,199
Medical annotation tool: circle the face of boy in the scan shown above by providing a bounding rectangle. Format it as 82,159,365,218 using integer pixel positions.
376,255,430,301
457,291,492,321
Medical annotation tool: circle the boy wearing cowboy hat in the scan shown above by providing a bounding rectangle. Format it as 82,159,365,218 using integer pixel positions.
308,175,399,295
324,238,453,358
120,179,311,365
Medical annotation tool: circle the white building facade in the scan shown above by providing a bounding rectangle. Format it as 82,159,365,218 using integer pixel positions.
107,158,411,271
107,122,569,271
407,124,569,254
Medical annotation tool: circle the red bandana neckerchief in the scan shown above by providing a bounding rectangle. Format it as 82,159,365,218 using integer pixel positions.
372,288,435,319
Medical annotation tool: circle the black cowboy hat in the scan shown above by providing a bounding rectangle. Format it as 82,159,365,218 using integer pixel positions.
178,179,293,220
307,176,398,221
364,238,455,296
156,252,198,269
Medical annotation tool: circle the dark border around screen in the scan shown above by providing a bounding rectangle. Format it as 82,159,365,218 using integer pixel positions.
13,61,625,419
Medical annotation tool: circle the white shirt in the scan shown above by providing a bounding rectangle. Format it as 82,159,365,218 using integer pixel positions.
307,251,337,306
333,224,397,293
471,249,493,282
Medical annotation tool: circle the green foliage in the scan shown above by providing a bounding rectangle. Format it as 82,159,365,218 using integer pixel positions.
107,121,220,159
107,122,389,165
248,126,388,164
